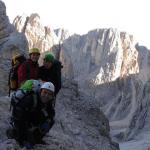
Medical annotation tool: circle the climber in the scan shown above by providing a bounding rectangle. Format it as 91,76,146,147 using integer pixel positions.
7,80,55,149
17,48,40,87
39,52,62,97
8,53,26,95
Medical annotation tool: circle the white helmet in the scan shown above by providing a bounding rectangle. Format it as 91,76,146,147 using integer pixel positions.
41,82,55,92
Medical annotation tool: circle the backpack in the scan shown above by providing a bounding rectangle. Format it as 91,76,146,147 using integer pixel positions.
10,80,42,110
53,60,63,74
11,90,38,107
11,89,30,106
8,54,26,95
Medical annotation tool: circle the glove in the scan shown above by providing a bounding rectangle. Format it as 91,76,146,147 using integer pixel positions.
40,122,50,133
23,142,33,149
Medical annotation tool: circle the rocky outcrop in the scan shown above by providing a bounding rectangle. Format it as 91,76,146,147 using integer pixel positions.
0,80,119,150
60,28,139,83
13,14,69,53
13,13,58,52
0,0,28,95
59,28,150,142
54,28,70,42
0,1,13,39
119,45,150,140
54,80,119,150
92,44,150,141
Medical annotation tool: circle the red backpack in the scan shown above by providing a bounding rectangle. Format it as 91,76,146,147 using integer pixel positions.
8,54,26,95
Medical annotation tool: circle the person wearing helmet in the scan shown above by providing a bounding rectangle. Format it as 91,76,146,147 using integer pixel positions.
7,81,55,149
8,53,26,94
39,52,62,96
17,48,40,86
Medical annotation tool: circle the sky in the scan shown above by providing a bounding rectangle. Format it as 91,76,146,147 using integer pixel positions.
3,0,150,48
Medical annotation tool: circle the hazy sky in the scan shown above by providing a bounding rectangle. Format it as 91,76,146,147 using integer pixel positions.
3,0,150,48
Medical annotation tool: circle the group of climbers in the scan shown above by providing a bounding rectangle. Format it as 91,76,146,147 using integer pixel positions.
9,48,62,96
7,48,62,149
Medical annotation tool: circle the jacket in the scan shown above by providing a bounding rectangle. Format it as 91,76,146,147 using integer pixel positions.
39,59,62,96
11,91,55,145
17,59,39,86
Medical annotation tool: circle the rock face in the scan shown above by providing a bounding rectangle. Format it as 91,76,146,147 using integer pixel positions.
13,14,69,53
52,80,119,150
54,28,70,42
0,0,28,95
93,44,150,142
13,13,58,52
60,28,139,83
60,27,150,143
0,1,13,39
121,45,150,140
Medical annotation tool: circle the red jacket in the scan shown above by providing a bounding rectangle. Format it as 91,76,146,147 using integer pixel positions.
17,59,39,86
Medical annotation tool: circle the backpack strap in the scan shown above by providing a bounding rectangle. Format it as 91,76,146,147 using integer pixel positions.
26,62,30,80
32,94,38,109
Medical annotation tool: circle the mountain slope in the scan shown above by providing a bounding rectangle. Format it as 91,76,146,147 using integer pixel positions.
0,80,119,150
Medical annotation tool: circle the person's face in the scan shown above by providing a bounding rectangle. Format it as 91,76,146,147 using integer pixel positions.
40,89,54,104
44,61,53,69
30,53,40,62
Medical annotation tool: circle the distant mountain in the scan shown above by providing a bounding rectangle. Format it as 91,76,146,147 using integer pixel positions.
60,28,139,82
54,28,70,42
13,14,69,53
59,27,150,142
